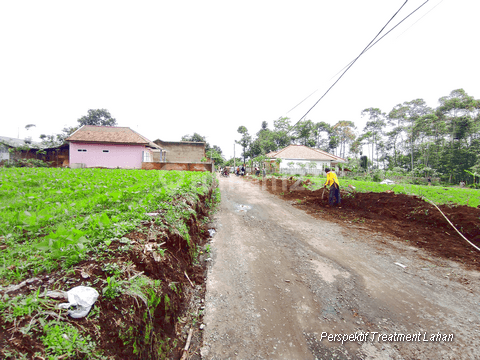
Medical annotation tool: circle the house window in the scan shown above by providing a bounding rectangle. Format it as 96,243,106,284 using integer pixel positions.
77,149,87,152
143,151,152,162
103,150,109,153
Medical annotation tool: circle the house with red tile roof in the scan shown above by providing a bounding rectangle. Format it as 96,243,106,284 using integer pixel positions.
65,125,165,169
265,144,346,172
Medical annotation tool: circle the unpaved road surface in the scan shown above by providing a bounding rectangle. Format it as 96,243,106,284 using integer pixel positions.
200,176,480,359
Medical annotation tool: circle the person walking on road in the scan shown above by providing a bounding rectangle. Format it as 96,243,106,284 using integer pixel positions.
324,167,341,206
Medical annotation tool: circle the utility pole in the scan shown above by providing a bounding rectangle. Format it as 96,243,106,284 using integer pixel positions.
233,143,236,170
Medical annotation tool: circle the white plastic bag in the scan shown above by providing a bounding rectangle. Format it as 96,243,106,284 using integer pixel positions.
58,286,99,318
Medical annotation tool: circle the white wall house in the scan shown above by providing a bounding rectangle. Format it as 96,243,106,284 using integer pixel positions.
265,145,346,174
0,144,9,161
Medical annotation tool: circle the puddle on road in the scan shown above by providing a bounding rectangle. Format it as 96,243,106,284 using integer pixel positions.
234,203,252,213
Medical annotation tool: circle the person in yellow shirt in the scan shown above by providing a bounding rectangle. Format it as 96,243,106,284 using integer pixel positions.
324,167,341,206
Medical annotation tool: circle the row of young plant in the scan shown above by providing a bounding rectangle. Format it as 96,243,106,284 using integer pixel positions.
0,168,217,359
0,168,215,283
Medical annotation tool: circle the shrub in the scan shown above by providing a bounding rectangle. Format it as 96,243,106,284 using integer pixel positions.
372,170,383,182
3,159,50,168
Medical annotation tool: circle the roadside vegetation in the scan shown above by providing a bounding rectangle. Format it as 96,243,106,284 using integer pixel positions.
247,173,480,208
308,177,480,208
0,168,219,359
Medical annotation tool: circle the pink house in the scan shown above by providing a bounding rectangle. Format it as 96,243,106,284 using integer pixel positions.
66,125,165,169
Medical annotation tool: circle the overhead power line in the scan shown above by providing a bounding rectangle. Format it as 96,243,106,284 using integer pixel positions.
285,88,319,115
287,0,411,135
331,0,431,80
395,0,443,39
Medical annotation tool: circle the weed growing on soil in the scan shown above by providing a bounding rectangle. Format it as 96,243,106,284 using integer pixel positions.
0,168,218,359
102,276,123,299
41,320,97,359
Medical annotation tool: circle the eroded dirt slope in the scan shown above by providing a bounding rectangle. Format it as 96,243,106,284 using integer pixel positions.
0,189,215,360
258,177,480,271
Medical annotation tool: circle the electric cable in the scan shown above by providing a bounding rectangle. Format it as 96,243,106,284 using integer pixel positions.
330,0,436,80
285,89,319,115
287,0,410,135
331,0,432,80
395,0,444,39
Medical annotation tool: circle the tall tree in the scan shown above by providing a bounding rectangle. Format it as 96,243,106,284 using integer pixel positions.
385,126,403,168
314,121,332,151
402,99,431,171
39,109,117,146
331,121,356,158
273,117,293,149
437,89,477,145
77,109,117,127
250,122,277,158
181,133,208,144
236,126,251,164
349,136,363,159
361,108,386,169
293,120,316,147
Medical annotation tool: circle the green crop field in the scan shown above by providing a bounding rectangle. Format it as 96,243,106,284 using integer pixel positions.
0,167,218,359
307,177,480,208
0,168,216,283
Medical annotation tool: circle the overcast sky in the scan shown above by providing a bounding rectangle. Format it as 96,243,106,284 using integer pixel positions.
1,0,478,159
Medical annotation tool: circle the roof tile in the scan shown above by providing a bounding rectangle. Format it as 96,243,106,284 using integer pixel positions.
66,125,161,148
266,144,345,162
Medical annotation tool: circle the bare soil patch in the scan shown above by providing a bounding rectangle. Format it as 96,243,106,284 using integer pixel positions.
256,177,480,271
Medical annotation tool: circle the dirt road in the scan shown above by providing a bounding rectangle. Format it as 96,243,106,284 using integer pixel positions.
200,176,480,359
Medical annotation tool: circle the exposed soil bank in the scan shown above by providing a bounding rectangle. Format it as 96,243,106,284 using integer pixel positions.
256,177,480,271
0,187,217,359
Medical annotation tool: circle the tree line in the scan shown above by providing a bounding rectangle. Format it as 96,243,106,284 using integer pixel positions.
232,88,480,184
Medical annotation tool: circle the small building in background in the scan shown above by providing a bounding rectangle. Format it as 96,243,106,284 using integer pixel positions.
0,136,70,167
0,136,43,163
265,144,346,174
66,125,165,169
43,143,70,167
153,139,206,163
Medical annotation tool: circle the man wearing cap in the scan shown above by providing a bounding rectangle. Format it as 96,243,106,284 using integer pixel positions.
324,167,341,207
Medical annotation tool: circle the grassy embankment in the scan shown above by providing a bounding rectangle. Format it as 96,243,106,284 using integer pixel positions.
249,173,480,207
308,177,480,208
0,168,219,359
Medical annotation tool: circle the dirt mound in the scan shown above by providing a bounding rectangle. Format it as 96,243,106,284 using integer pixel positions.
256,177,480,271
